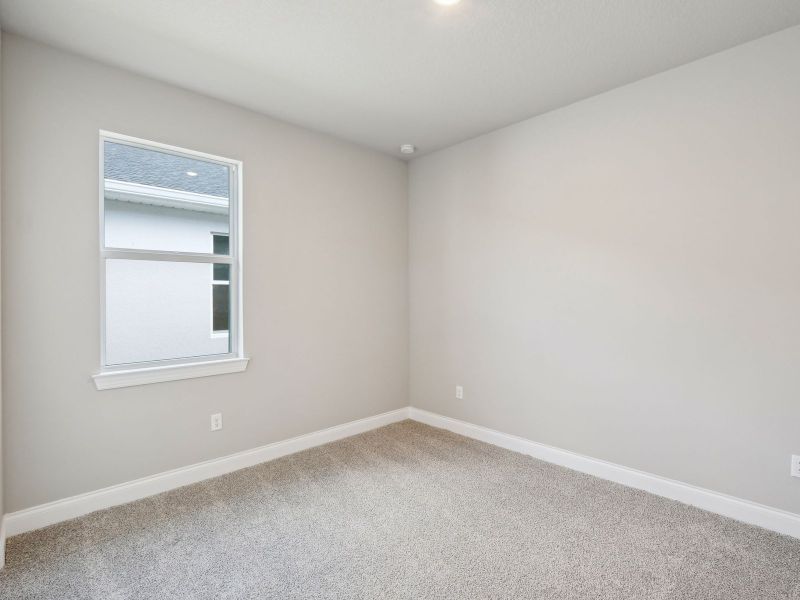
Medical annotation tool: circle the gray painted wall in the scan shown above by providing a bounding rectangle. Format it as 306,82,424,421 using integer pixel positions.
0,26,4,556
1,34,408,513
3,24,799,522
409,26,800,514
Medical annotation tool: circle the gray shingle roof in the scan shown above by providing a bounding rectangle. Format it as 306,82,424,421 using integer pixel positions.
104,141,229,197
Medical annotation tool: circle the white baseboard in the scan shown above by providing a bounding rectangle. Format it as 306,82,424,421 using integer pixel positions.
3,407,410,538
0,515,6,569
408,407,800,539
4,405,798,544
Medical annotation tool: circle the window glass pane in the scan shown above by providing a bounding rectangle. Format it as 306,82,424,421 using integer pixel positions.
104,141,230,252
105,259,231,366
212,234,230,280
213,263,230,281
213,234,230,255
213,284,230,332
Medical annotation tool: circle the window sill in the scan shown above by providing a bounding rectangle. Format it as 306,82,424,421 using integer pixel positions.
93,357,249,390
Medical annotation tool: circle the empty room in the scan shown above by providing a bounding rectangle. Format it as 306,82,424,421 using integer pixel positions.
1,1,799,598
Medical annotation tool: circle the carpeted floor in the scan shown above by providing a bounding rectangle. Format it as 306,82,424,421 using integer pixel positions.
1,420,799,599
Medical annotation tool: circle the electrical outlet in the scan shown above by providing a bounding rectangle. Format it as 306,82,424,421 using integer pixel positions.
210,413,223,432
455,385,464,400
792,455,800,478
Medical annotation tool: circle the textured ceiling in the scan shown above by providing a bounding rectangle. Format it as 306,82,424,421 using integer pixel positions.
2,0,799,157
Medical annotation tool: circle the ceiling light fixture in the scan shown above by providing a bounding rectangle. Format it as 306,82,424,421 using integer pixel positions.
434,0,461,5
185,171,198,177
400,144,417,155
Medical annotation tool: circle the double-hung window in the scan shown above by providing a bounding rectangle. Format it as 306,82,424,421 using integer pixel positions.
94,132,247,389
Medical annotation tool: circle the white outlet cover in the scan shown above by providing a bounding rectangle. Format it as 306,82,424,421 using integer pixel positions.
210,413,223,431
455,386,464,400
792,455,800,478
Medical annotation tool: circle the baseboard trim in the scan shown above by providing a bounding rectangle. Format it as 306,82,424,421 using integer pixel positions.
408,407,800,539
4,407,410,537
6,405,798,543
0,515,6,569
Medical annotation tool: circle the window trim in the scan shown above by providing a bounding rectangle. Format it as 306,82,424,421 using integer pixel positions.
95,131,246,389
93,357,249,390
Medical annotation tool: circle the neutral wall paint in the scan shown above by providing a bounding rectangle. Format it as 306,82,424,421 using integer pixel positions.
0,26,5,563
1,34,408,513
409,26,800,514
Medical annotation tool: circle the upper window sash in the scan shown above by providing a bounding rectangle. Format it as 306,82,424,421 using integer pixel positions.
99,130,240,257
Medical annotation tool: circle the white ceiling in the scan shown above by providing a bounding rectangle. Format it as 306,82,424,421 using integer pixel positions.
2,1,799,158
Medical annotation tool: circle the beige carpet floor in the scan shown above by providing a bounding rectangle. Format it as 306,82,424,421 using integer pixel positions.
1,420,799,599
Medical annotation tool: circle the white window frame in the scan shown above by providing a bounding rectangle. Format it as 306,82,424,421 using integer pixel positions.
93,131,247,390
